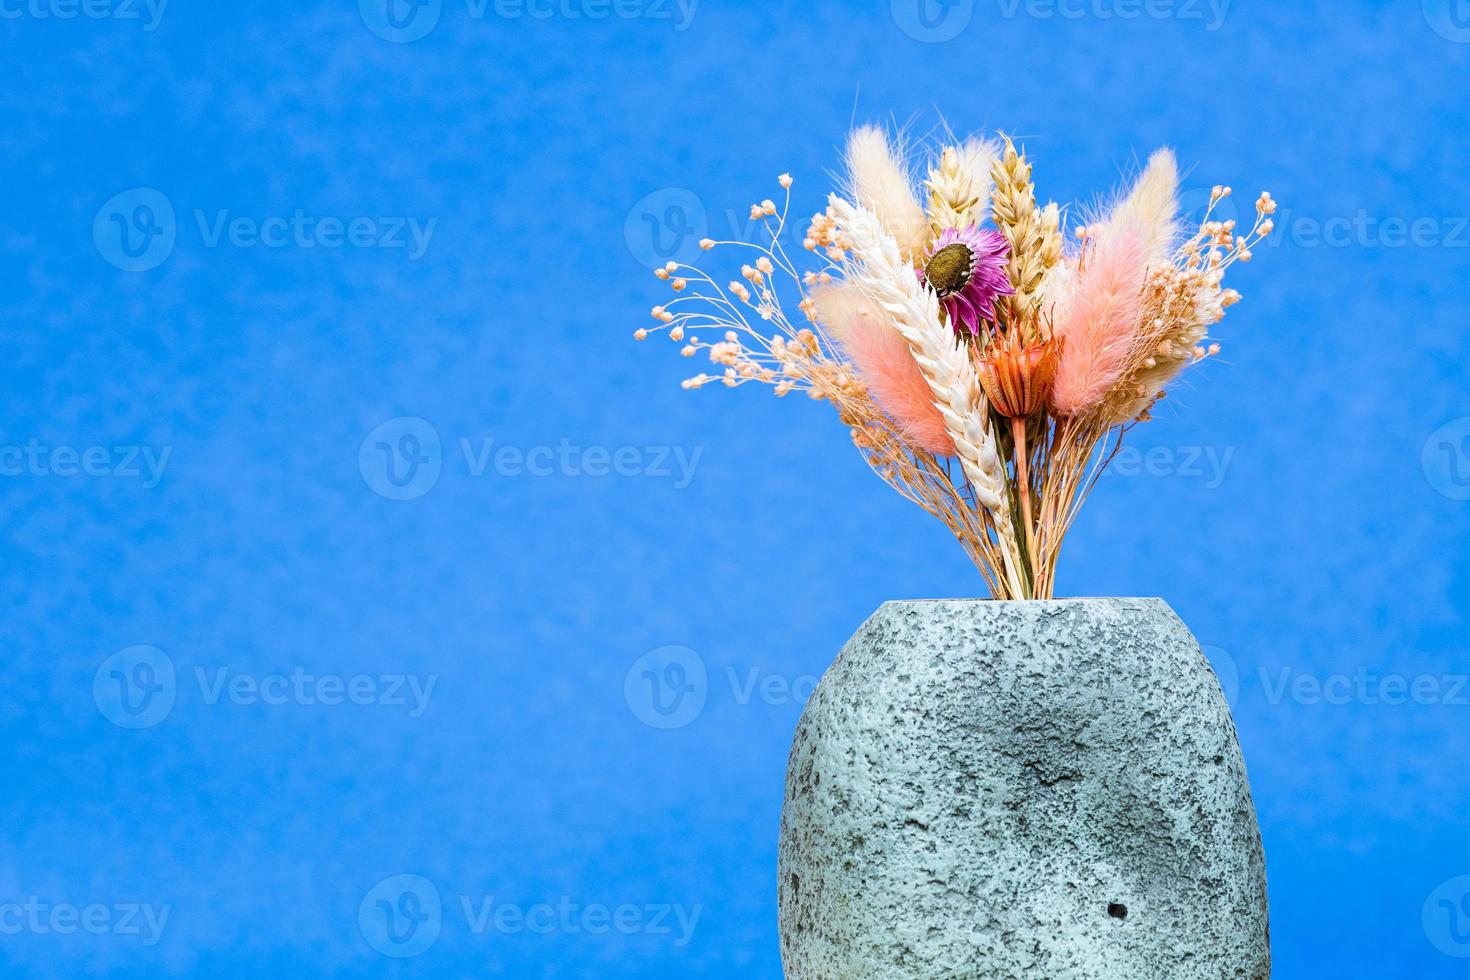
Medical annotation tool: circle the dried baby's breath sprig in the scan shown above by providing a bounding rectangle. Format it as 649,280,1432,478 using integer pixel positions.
1104,186,1275,423
639,172,1024,597
1028,184,1276,594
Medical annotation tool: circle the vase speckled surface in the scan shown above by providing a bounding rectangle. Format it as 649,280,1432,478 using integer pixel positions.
778,598,1269,979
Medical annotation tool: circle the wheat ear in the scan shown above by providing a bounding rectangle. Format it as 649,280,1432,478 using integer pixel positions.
828,194,1026,597
990,137,1063,336
925,140,996,234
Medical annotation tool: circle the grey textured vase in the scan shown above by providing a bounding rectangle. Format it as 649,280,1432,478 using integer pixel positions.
778,598,1269,979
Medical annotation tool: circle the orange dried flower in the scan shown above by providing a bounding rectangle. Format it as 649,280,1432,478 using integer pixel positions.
974,334,1063,419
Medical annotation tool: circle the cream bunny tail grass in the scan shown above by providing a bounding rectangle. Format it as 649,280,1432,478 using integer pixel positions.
827,194,1026,596
926,137,999,234
844,126,931,262
1102,148,1180,264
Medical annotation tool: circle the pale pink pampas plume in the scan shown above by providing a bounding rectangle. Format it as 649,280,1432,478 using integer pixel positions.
813,283,955,456
1049,223,1149,417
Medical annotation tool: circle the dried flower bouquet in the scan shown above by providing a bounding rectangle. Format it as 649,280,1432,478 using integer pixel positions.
637,127,1275,599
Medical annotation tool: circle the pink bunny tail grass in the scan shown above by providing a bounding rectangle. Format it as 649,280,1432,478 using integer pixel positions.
1049,223,1149,417
844,319,956,456
814,284,955,456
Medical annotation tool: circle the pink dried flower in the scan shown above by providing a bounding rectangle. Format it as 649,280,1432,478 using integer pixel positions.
918,225,1013,338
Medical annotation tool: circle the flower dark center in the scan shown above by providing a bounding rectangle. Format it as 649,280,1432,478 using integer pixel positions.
924,243,973,297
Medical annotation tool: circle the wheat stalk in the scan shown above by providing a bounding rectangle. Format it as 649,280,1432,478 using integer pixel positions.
828,194,1026,597
925,141,995,234
990,137,1063,338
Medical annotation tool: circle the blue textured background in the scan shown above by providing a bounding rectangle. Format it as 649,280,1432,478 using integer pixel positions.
2,1,1468,976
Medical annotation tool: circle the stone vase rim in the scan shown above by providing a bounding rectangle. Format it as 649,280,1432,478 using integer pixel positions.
878,596,1171,606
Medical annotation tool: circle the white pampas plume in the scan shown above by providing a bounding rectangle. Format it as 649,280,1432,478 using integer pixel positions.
1038,255,1076,319
956,137,999,213
1100,147,1180,264
827,194,1025,597
845,126,930,261
809,281,873,344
